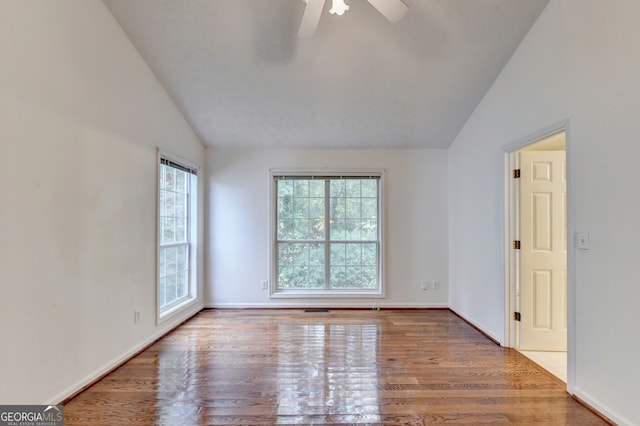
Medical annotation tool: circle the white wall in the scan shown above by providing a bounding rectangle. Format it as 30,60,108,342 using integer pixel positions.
0,1,205,404
206,148,448,308
448,1,640,424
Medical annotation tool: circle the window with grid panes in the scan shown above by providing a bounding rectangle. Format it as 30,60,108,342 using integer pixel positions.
273,173,383,295
158,157,198,315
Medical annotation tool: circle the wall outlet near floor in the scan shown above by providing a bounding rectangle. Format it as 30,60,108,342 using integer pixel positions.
432,280,440,289
420,280,429,290
134,310,141,324
261,280,268,290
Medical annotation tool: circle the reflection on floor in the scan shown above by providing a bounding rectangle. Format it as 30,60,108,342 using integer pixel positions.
519,350,567,382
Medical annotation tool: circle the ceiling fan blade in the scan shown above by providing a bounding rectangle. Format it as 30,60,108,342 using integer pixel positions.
367,0,408,23
298,0,326,38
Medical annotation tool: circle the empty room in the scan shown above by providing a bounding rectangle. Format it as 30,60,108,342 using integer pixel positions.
1,0,639,424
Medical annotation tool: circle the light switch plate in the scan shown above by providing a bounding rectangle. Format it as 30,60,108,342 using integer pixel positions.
576,232,590,250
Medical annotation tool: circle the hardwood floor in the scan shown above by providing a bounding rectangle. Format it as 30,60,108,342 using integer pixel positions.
64,309,606,425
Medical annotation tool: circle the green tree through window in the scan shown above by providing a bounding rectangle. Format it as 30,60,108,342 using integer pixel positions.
274,175,381,292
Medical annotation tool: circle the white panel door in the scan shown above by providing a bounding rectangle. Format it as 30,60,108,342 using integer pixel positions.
520,151,567,351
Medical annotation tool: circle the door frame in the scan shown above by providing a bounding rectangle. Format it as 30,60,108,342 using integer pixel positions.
502,119,576,393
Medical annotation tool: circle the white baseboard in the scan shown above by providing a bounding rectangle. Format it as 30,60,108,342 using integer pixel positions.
49,303,203,405
448,307,503,345
204,302,449,309
572,387,629,426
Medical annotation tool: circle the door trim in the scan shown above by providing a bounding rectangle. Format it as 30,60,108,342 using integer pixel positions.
501,119,575,394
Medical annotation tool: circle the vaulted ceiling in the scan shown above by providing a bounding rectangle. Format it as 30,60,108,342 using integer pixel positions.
102,0,549,149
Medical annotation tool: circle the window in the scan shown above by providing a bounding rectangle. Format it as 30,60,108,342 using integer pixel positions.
272,172,384,296
158,155,198,318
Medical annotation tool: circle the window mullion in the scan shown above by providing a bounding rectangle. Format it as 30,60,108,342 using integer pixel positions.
324,179,330,290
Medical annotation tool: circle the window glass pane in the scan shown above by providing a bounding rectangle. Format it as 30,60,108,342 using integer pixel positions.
309,198,324,220
346,266,361,288
346,198,361,218
330,243,346,266
293,180,309,197
166,246,176,276
278,180,293,197
278,195,293,218
330,266,346,288
165,191,175,217
175,193,186,218
165,167,175,191
362,243,377,265
175,170,186,194
294,218,309,239
308,266,325,288
278,217,294,240
166,273,177,301
361,198,377,219
361,219,377,240
176,245,187,272
310,217,324,240
278,268,293,288
345,219,361,240
175,218,186,243
309,243,324,266
361,266,377,288
346,243,361,265
361,180,377,197
275,175,380,292
163,217,175,244
345,180,360,197
330,180,345,197
330,219,346,241
293,243,309,266
278,244,294,270
176,271,188,298
309,180,324,197
331,197,345,219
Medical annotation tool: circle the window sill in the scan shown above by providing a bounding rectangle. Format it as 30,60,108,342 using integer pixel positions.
157,296,198,324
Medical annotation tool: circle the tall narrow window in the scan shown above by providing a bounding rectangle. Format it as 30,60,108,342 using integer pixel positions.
158,156,198,318
272,172,384,296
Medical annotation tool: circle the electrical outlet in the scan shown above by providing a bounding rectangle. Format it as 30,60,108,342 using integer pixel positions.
261,280,268,290
420,280,429,290
134,310,141,324
432,280,440,290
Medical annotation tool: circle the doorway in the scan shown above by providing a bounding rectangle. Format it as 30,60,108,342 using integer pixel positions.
507,130,567,382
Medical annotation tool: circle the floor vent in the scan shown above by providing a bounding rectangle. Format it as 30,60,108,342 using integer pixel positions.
304,309,330,313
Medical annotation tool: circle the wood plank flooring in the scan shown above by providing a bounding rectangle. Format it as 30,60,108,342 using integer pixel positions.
64,309,606,425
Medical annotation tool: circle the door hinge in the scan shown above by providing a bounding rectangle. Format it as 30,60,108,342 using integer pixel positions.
513,240,521,250
513,169,521,178
514,312,521,321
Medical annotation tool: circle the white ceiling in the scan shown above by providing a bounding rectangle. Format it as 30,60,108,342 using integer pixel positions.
102,0,549,149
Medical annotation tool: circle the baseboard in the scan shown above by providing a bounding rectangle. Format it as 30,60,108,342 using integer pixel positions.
448,308,502,346
572,388,626,426
53,304,203,405
204,302,449,309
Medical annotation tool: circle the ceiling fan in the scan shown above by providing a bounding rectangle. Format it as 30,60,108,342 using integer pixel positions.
298,0,408,38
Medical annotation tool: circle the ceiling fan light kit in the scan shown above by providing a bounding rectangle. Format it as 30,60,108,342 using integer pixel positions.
329,0,350,16
298,0,408,38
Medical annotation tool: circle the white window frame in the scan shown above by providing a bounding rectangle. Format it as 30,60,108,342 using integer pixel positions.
270,169,385,298
157,150,199,323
